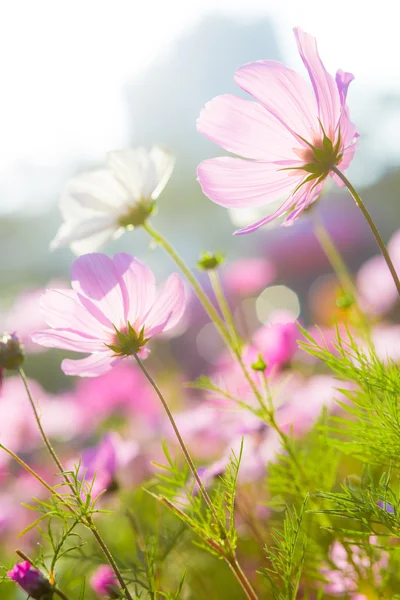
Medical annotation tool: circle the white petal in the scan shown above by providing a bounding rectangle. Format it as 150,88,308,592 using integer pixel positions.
107,147,174,201
60,169,130,221
50,217,118,252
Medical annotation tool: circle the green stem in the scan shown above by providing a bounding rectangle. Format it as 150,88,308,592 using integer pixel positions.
132,352,218,522
18,370,134,600
143,222,231,346
208,269,240,350
331,166,400,298
313,212,370,333
313,212,359,303
225,555,259,600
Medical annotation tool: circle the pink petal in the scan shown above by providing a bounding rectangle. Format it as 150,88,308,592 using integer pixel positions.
335,69,354,106
71,254,127,328
294,28,340,134
144,274,186,336
234,60,318,140
197,157,302,208
233,179,322,234
32,329,106,352
62,352,121,377
40,289,106,336
112,254,156,326
197,94,295,161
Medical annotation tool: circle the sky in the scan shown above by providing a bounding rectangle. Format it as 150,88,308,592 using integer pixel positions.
0,0,399,213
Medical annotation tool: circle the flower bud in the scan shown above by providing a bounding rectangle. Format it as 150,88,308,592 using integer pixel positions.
8,561,53,599
197,251,225,271
90,565,119,598
251,353,267,372
0,332,24,370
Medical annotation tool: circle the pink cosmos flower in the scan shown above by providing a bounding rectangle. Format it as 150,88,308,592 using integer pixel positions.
197,28,358,233
90,565,119,598
32,253,185,377
8,562,53,599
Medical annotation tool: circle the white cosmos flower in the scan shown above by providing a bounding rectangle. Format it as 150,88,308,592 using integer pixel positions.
51,146,175,255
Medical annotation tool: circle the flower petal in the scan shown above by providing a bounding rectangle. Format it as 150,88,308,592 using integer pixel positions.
197,157,302,208
233,179,323,234
40,289,107,335
60,169,130,221
197,94,295,161
71,254,127,327
149,146,175,199
31,328,106,352
107,146,174,201
50,216,117,252
70,227,123,256
62,352,121,377
294,28,340,134
144,274,186,336
112,253,156,325
335,69,354,106
234,60,318,140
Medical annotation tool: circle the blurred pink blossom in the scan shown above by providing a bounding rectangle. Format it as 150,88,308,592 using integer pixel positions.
357,228,400,316
223,257,276,297
90,564,119,598
0,375,82,466
323,538,388,596
197,28,357,233
71,363,161,431
0,281,67,353
77,432,139,497
276,375,351,437
252,318,300,373
32,253,186,377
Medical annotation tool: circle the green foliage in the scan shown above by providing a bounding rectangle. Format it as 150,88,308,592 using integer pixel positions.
261,498,308,599
300,325,400,468
149,440,244,561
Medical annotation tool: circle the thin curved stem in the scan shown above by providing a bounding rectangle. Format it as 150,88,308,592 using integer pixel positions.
19,368,74,492
331,166,400,298
143,222,231,346
132,352,218,522
18,369,134,600
208,269,240,350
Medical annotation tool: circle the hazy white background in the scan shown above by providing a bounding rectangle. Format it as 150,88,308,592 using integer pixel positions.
1,0,399,214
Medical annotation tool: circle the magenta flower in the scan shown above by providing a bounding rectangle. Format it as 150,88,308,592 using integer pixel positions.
197,28,358,233
8,561,53,599
32,253,185,377
90,565,119,598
